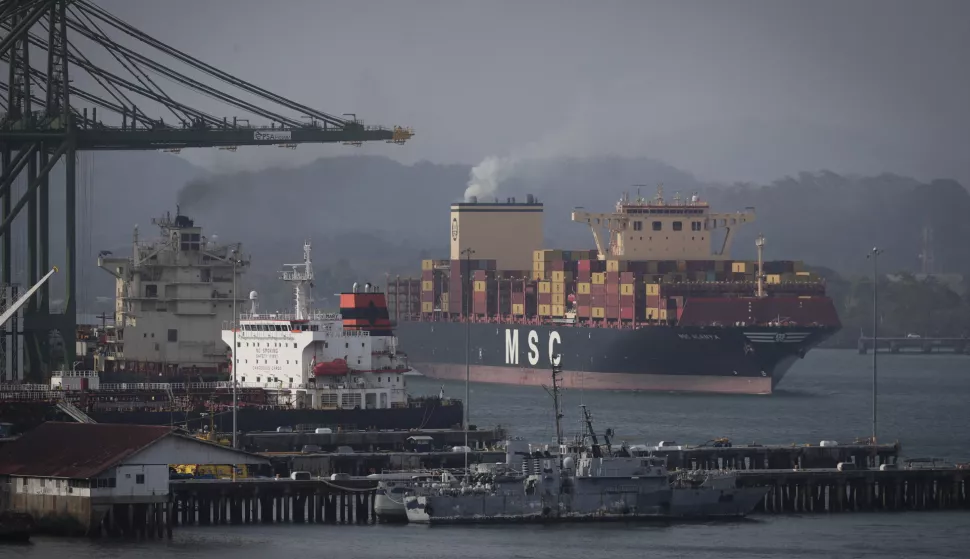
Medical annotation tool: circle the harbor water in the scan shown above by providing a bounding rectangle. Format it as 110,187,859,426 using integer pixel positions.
9,349,970,558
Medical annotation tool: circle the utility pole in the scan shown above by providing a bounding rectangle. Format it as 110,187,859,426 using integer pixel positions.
460,247,475,477
866,247,883,450
231,248,239,450
755,233,766,298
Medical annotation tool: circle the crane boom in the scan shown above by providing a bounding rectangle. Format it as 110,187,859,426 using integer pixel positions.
0,266,58,328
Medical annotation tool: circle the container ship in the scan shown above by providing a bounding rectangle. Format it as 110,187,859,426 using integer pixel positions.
388,187,841,394
0,213,462,433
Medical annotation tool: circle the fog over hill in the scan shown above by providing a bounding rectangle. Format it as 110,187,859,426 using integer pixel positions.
56,152,969,314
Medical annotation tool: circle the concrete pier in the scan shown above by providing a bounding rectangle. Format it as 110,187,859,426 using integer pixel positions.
858,336,970,354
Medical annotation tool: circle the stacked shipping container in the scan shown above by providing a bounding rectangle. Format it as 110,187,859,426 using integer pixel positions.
396,254,823,325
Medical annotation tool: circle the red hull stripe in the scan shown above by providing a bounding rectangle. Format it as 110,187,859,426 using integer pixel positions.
414,363,773,395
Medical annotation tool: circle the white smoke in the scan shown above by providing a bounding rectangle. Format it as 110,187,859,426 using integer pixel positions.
463,155,521,202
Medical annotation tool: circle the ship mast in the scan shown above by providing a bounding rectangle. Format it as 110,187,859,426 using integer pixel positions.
545,359,565,468
280,241,314,319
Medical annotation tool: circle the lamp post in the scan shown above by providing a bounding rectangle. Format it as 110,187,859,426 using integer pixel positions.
231,248,239,450
460,247,475,477
866,247,883,448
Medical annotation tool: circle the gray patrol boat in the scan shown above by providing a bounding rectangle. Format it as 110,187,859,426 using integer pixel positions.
404,361,769,524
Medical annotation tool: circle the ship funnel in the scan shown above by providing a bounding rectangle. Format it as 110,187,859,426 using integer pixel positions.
527,194,535,204
469,195,478,204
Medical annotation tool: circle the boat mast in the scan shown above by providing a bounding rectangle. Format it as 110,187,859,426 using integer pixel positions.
550,359,564,467
280,241,314,319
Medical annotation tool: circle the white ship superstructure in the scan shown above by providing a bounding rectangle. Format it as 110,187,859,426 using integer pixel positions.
97,210,248,376
222,241,409,410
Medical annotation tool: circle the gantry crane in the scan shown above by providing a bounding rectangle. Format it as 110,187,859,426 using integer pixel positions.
0,0,414,381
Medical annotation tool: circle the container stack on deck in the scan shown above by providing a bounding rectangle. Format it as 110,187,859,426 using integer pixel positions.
392,254,826,326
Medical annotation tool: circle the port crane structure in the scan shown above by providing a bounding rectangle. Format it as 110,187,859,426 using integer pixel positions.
0,0,414,381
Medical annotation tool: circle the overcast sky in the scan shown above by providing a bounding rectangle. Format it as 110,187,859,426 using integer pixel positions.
86,0,970,185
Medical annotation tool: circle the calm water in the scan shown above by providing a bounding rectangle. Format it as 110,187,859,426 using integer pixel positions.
8,349,970,558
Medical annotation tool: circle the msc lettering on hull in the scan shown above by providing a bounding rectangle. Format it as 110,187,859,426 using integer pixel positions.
504,329,561,366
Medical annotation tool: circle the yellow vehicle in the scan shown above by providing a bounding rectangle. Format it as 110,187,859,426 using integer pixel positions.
173,464,249,479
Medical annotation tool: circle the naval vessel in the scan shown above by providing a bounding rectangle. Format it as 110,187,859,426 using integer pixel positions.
402,363,769,524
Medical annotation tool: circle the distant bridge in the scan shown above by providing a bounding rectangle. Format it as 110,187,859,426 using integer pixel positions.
858,336,970,355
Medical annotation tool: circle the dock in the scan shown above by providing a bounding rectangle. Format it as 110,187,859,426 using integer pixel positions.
169,478,379,526
738,467,970,513
858,335,970,354
270,450,507,478
648,442,900,470
241,427,507,453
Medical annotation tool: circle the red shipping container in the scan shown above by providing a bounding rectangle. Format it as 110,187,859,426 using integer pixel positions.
606,283,619,295
620,271,635,282
605,271,619,283
605,307,619,320
591,284,606,295
620,307,635,321
577,293,591,306
619,294,635,306
548,260,566,272
577,305,591,317
646,294,660,307
591,294,607,306
538,293,553,304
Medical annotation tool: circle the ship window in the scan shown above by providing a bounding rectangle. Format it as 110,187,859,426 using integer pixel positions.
672,221,682,231
345,343,349,348
237,342,240,347
168,329,178,342
154,343,159,351
294,343,298,348
633,221,642,231
257,377,261,382
135,474,145,485
652,221,662,231
691,221,702,231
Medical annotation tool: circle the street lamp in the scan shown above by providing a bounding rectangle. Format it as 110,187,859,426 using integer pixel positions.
866,247,883,448
231,247,240,449
460,246,475,477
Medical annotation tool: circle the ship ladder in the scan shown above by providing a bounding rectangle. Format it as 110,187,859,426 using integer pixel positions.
56,401,97,424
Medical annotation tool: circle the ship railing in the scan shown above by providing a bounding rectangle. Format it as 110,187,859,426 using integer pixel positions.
238,310,342,321
0,390,66,401
0,383,53,392
50,370,100,378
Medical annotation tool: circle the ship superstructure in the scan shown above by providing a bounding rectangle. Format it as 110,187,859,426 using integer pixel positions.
222,241,409,410
390,186,841,395
571,186,755,260
97,210,247,378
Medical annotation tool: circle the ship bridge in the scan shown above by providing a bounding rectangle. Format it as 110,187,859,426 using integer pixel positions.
571,186,755,260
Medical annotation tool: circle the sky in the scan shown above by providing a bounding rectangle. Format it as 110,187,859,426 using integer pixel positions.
71,0,970,184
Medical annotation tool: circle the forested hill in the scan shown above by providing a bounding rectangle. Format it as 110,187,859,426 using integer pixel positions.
70,154,970,320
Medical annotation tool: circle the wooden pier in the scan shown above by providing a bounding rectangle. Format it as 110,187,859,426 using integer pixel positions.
737,467,970,513
168,478,379,527
858,335,970,354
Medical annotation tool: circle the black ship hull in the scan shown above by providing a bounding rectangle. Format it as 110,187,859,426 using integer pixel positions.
396,322,837,394
0,400,463,434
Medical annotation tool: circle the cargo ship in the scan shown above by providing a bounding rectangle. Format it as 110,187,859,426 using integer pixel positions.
388,187,841,394
0,217,463,433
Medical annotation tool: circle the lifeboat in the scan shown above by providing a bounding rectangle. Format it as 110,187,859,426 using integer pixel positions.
313,359,350,377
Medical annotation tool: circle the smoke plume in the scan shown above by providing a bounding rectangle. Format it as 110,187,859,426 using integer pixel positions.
463,155,521,201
